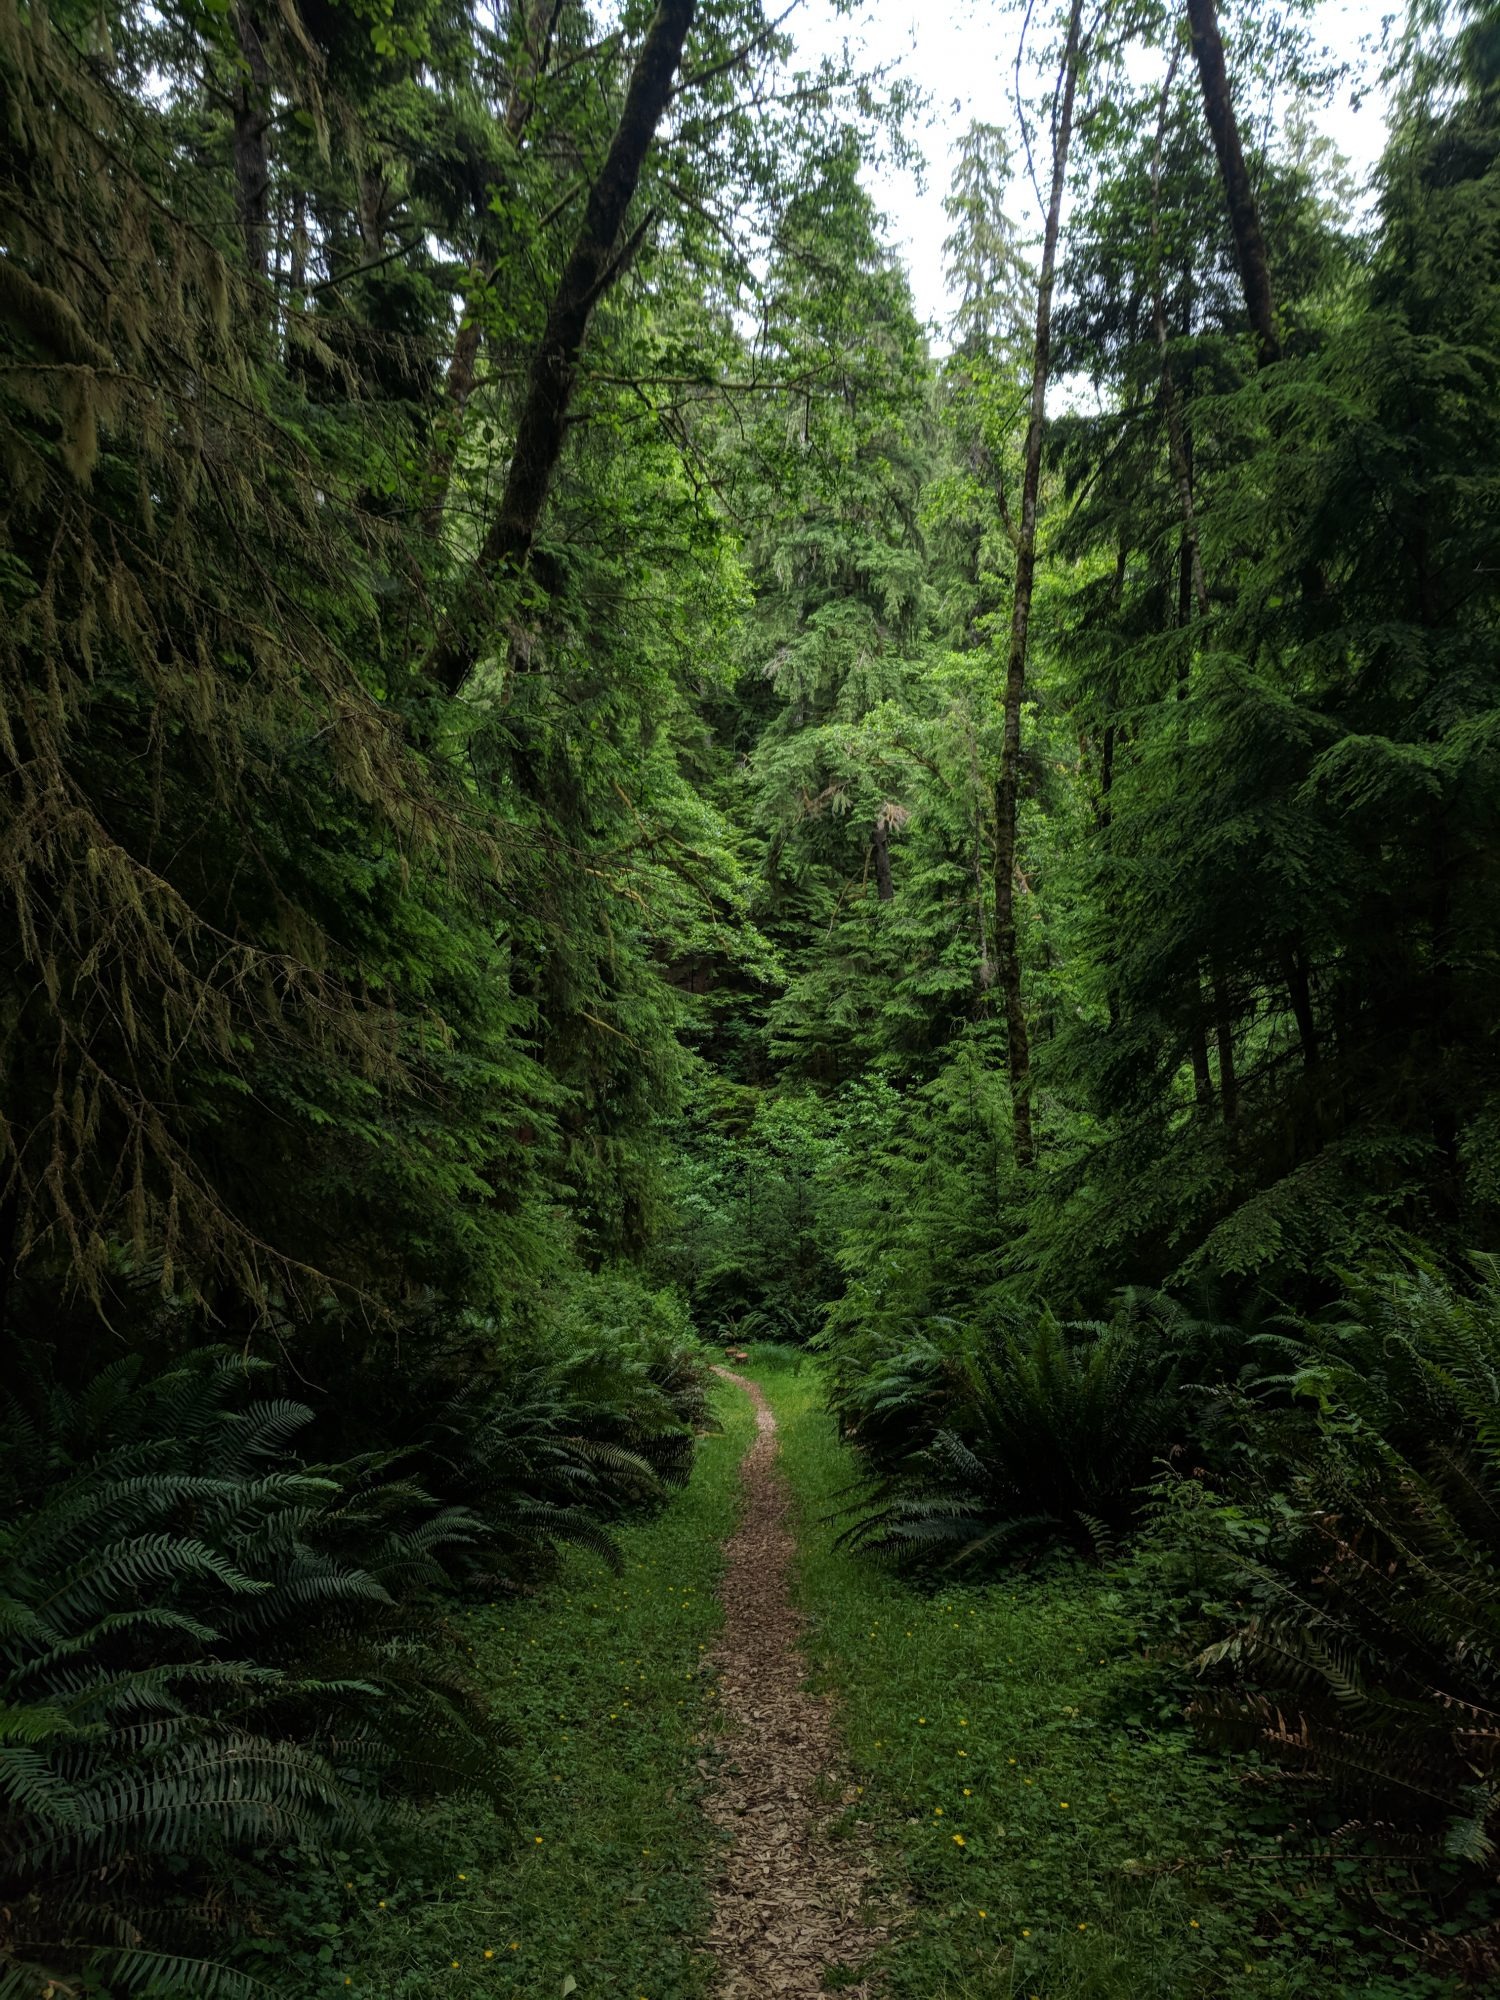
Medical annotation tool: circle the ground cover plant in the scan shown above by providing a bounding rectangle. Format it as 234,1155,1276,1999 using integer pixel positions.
763,1358,1484,2000
335,1380,754,2000
1181,1271,1500,1889
830,1299,1198,1567
0,1302,715,1995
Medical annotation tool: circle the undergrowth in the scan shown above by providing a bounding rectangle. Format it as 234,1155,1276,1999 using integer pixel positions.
759,1359,1473,2000
334,1377,755,2000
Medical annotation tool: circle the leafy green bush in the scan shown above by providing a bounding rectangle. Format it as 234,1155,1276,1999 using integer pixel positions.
1179,1272,1500,1877
0,1296,712,1996
0,1350,505,1997
839,1305,1181,1569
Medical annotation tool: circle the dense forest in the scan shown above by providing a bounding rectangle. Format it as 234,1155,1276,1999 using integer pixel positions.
3,0,1499,1993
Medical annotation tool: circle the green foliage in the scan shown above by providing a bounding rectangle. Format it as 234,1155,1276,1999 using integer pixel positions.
0,1349,503,1996
764,1363,1478,2000
1020,0,1500,1302
1182,1270,1500,1896
341,1379,755,2000
4,0,1500,1982
0,1290,712,1994
835,1298,1184,1568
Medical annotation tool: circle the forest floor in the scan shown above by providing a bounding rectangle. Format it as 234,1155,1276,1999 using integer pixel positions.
701,1367,887,1997
346,1356,1437,2000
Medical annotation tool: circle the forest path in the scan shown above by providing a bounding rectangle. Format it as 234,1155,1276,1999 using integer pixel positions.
703,1368,884,1998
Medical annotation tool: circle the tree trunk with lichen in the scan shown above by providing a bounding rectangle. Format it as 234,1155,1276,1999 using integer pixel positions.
231,5,272,282
425,0,697,692
1184,0,1280,365
994,0,1083,1170
421,0,562,535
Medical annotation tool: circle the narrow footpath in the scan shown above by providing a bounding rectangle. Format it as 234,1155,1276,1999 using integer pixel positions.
703,1368,884,1998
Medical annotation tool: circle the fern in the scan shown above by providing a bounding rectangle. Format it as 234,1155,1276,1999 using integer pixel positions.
841,1303,1180,1569
0,1350,510,1995
1187,1271,1500,1863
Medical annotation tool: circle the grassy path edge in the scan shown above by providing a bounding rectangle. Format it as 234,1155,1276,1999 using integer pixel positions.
340,1376,755,2000
757,1356,1433,2000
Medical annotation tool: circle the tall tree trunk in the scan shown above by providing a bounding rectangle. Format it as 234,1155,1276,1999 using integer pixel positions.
1184,0,1280,365
1213,959,1238,1123
422,0,560,535
356,168,389,258
1281,945,1320,1071
1152,50,1209,621
994,0,1083,1170
289,185,307,309
968,721,994,1005
871,818,894,903
1151,58,1215,1114
231,5,272,282
424,0,696,694
1174,556,1216,1111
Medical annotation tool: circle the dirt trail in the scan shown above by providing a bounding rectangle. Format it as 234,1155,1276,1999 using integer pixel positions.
702,1368,884,1998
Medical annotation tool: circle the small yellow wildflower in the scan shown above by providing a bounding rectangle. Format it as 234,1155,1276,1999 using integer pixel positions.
484,1949,495,1959
953,1834,966,1847
377,1900,387,1909
1190,1920,1200,1930
1021,1929,1030,1938
534,1836,544,1845
963,1788,972,1797
977,1909,987,1919
934,1807,944,1816
457,1872,467,1881
1078,1922,1087,1931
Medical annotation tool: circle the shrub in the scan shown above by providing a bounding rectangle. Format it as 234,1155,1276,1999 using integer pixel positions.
840,1302,1181,1569
0,1350,505,1997
1186,1270,1500,1869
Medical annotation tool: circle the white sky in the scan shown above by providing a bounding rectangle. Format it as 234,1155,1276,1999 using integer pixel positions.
787,0,1399,338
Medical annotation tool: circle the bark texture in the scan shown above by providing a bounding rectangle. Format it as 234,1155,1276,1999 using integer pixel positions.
427,0,697,693
871,819,894,903
1184,0,1281,365
421,0,559,535
231,5,272,282
994,0,1083,1169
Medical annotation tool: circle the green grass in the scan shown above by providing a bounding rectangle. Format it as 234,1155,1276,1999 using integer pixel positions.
327,1377,754,2000
757,1366,1462,2000
737,1339,813,1377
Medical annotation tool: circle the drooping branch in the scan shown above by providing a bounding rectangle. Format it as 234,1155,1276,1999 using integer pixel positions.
1184,0,1280,365
425,0,698,693
994,0,1083,1170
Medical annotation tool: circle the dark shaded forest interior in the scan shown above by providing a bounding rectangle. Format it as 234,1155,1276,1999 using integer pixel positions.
3,0,1500,1994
